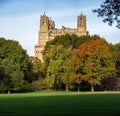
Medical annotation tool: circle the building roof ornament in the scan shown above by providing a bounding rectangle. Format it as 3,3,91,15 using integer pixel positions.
80,12,83,16
43,12,46,16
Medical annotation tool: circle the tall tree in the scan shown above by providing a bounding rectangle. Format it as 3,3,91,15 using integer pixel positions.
70,39,116,92
0,59,24,93
93,0,120,28
45,45,72,90
109,43,120,75
70,52,84,91
0,38,30,80
29,56,43,82
43,34,102,91
0,38,31,92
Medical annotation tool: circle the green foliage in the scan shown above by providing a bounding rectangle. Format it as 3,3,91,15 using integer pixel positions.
31,78,48,91
44,34,101,52
109,43,120,75
93,0,120,28
0,38,30,78
45,45,72,90
43,35,119,91
0,58,24,93
0,37,30,93
0,35,118,92
28,56,43,82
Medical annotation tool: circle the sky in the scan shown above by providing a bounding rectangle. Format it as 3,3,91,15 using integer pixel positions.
0,0,119,56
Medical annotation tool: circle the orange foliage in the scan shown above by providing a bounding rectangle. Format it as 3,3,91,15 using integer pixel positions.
69,39,114,87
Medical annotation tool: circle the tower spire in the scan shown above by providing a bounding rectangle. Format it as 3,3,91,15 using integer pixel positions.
80,11,83,16
43,12,46,16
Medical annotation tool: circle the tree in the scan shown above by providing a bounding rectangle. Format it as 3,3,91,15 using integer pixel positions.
108,43,120,90
28,57,48,91
70,39,116,92
0,58,24,93
111,43,120,75
45,45,72,90
43,34,102,91
93,0,120,28
69,52,84,91
29,56,43,82
109,43,120,75
44,34,100,51
0,37,31,92
0,38,30,80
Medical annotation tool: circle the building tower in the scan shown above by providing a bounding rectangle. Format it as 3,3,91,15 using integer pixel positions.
77,12,86,34
34,12,49,61
34,12,89,61
49,17,55,29
40,12,49,32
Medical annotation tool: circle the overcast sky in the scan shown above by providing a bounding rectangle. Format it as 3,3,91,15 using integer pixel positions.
0,0,119,56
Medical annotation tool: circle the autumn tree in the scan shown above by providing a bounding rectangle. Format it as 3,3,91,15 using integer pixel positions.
43,34,103,91
70,39,116,92
69,53,84,91
93,0,120,28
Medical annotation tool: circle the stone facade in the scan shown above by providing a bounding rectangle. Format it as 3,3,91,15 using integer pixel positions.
34,12,89,61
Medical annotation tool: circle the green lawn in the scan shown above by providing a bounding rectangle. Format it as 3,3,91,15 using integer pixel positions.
0,92,120,116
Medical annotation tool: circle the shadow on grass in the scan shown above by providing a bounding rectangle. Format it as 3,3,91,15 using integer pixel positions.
0,92,120,116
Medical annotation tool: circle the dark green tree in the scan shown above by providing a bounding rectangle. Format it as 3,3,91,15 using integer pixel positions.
0,58,24,93
29,56,43,82
93,0,120,28
0,38,30,80
109,43,120,75
0,37,31,92
44,34,100,51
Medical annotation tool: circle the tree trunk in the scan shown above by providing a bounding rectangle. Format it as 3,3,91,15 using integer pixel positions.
59,83,61,91
78,87,80,92
91,85,94,92
66,86,69,92
8,90,10,94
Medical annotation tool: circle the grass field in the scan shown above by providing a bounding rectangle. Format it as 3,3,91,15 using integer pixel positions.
0,92,120,116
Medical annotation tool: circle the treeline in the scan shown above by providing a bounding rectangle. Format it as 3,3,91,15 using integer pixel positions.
0,35,120,93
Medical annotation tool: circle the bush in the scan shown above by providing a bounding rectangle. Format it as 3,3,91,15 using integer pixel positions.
31,79,48,91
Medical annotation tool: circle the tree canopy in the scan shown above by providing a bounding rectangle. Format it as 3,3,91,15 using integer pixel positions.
43,34,95,90
43,34,116,91
44,34,101,52
0,58,24,93
0,37,30,93
0,38,29,76
70,39,116,91
109,43,120,75
45,45,72,90
93,0,120,28
0,35,119,92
